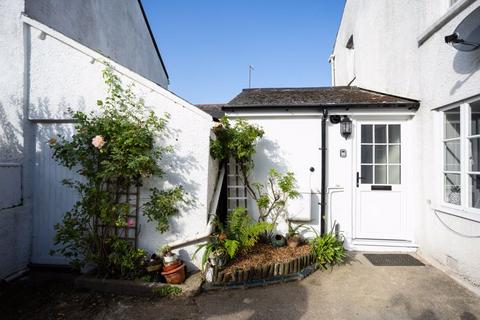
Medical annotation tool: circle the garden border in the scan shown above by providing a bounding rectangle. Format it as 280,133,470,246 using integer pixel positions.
203,253,318,290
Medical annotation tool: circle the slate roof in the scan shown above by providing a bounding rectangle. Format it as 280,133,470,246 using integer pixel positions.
196,104,225,120
225,86,419,110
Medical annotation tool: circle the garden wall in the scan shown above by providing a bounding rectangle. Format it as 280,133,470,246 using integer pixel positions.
0,12,215,278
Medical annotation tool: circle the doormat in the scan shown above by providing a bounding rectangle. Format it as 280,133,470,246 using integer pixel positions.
364,254,425,266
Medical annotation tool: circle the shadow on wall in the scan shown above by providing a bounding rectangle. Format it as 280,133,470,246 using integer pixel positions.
253,137,288,180
31,96,202,266
450,48,480,95
0,98,24,162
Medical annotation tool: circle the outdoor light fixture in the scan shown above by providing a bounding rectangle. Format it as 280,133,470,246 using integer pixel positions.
340,116,352,139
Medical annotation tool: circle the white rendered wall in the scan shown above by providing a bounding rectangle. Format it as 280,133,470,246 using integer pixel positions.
0,11,213,274
333,0,480,289
226,114,323,236
0,0,32,280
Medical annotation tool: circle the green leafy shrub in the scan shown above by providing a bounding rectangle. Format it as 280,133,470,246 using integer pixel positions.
50,65,186,278
194,209,272,269
310,227,346,269
253,168,300,224
225,207,272,253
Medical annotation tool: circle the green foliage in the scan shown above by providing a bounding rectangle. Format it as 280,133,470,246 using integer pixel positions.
310,228,346,269
253,169,300,225
50,64,185,278
287,221,305,238
225,207,272,253
152,285,182,297
194,209,272,270
144,186,186,232
106,238,147,279
210,117,264,165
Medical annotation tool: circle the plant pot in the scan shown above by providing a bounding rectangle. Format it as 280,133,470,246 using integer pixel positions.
163,253,177,264
271,234,286,247
287,237,300,248
161,263,186,284
146,263,163,273
163,260,182,272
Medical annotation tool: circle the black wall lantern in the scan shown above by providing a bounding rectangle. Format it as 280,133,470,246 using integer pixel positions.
340,116,352,139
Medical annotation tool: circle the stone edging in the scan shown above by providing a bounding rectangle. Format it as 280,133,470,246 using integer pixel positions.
75,272,202,297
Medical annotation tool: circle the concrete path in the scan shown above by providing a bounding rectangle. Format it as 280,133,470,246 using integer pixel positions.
3,253,480,320
92,253,480,320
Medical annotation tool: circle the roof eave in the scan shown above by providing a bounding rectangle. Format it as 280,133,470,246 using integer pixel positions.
223,102,420,111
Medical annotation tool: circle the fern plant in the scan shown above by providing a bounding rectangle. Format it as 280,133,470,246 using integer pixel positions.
194,208,272,270
226,207,272,253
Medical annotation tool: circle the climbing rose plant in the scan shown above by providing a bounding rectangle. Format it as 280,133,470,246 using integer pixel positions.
50,65,186,278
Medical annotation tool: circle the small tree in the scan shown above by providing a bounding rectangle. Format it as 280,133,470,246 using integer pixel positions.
210,117,299,227
50,65,186,278
253,168,300,224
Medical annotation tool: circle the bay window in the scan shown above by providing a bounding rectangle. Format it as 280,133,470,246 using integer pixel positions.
443,100,480,209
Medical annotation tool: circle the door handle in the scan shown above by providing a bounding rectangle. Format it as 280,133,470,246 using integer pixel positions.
356,172,363,187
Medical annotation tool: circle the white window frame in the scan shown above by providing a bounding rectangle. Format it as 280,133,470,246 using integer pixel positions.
441,99,480,216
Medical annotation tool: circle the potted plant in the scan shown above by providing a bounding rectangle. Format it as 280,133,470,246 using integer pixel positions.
286,221,305,248
194,233,230,270
158,245,186,284
159,245,182,273
145,253,163,273
449,185,461,205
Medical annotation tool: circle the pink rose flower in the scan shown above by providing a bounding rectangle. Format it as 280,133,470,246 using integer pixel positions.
91,135,105,149
127,218,136,228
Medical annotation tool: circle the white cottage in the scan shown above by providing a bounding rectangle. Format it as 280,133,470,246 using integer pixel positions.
0,0,215,280
202,0,480,293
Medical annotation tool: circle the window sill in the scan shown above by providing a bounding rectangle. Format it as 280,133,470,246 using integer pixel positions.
417,0,476,47
432,203,480,223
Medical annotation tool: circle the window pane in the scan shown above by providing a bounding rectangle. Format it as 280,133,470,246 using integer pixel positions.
374,125,386,143
361,125,373,143
388,145,401,164
471,101,480,135
388,125,401,143
444,141,460,171
470,137,480,172
444,107,460,139
375,145,387,164
471,175,480,208
361,145,373,163
375,165,387,184
361,165,373,184
444,173,461,205
389,165,401,184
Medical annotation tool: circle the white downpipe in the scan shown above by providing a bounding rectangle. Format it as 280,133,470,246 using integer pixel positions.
168,165,225,249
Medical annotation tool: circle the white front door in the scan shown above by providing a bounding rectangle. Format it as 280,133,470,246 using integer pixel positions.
354,122,407,241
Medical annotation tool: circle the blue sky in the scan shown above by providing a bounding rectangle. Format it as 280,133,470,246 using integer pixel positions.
142,1,345,104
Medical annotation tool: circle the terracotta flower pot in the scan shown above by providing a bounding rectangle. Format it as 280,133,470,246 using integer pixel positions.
161,263,186,284
287,237,300,248
162,260,182,272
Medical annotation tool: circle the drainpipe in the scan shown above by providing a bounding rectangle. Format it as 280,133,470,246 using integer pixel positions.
167,164,225,249
320,108,328,235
